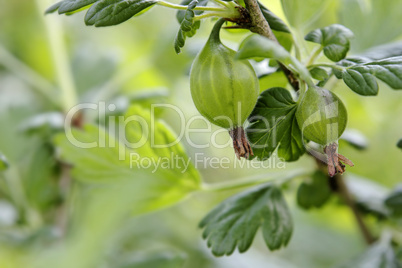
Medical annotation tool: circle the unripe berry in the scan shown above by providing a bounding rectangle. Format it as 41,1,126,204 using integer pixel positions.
296,87,347,145
190,19,259,158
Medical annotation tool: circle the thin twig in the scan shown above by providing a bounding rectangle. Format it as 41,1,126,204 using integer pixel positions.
242,0,300,91
315,157,375,245
334,175,376,244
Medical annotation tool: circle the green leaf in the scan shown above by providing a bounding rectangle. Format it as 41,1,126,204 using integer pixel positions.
247,87,305,162
176,0,208,23
385,186,402,217
0,152,9,171
310,67,329,81
258,2,290,33
297,170,331,209
174,0,200,53
338,56,402,96
397,139,402,150
54,105,200,213
84,0,157,27
45,0,98,14
305,24,354,62
342,69,378,95
199,183,293,256
237,35,312,84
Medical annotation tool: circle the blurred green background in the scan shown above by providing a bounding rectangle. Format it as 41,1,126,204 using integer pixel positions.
0,0,401,267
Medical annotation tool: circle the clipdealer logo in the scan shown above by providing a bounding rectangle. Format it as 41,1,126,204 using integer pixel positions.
63,102,288,170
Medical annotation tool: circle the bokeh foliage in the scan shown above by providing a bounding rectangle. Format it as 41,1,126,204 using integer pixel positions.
0,0,402,267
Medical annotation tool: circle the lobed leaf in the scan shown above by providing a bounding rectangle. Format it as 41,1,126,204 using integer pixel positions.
337,56,402,96
246,87,305,162
199,183,293,256
305,24,354,62
297,170,331,209
176,0,208,23
174,0,200,53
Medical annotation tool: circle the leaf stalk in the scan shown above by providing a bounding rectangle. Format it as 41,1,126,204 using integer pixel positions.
157,1,227,12
306,45,323,66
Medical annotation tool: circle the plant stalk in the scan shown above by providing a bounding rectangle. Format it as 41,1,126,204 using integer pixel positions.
243,0,300,91
35,0,78,113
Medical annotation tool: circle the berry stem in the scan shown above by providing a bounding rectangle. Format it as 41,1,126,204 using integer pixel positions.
209,18,226,42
